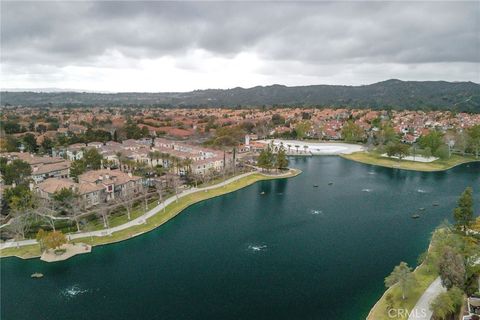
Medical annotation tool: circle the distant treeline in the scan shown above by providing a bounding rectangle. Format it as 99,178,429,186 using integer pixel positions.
2,79,480,112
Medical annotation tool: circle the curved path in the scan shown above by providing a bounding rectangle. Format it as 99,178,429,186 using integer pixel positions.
1,170,296,250
407,277,445,320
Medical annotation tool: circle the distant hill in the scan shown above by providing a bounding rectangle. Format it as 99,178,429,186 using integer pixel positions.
2,80,479,112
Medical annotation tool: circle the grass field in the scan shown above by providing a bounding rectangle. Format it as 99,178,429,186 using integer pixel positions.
367,229,443,320
341,152,478,172
1,169,300,259
367,262,438,320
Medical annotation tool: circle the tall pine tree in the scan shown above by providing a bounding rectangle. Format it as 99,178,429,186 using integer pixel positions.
453,187,474,232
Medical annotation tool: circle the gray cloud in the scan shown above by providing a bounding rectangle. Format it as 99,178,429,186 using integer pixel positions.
1,1,479,89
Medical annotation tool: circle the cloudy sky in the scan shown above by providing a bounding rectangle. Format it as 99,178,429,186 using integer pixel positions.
1,1,479,92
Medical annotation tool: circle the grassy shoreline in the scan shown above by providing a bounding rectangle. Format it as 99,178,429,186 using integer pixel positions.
0,169,301,260
366,245,438,320
341,151,478,172
367,265,438,320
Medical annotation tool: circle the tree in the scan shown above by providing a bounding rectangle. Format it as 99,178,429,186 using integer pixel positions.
36,124,47,133
96,197,111,229
435,144,450,160
7,208,32,241
70,160,86,182
154,180,166,213
376,122,397,145
117,192,134,220
43,230,68,250
53,187,76,213
36,228,47,252
276,145,289,170
454,130,468,156
83,148,103,170
423,147,432,158
2,159,32,185
341,120,364,142
294,121,312,139
22,133,38,153
467,124,480,158
430,291,455,320
149,151,162,168
439,247,466,290
40,137,54,155
271,113,285,125
67,196,85,232
386,142,410,160
36,198,59,232
0,135,19,152
124,119,146,139
417,250,434,273
257,145,274,171
208,126,246,147
430,286,463,320
3,184,35,213
418,130,444,154
453,187,474,232
140,184,150,212
385,262,417,300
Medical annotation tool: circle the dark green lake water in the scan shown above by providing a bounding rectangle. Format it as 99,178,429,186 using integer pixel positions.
1,157,479,320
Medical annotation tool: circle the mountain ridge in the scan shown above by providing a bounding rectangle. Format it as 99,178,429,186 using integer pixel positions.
2,79,479,112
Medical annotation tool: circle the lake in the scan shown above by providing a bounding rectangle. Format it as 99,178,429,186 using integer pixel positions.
1,157,479,320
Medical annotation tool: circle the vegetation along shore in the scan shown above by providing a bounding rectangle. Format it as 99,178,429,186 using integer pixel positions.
368,188,480,319
0,169,301,260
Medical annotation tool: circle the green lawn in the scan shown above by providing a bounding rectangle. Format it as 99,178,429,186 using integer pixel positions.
1,169,301,259
341,152,478,172
367,262,438,320
367,228,454,320
0,244,41,259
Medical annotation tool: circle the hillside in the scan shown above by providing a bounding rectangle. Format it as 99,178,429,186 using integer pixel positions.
2,80,479,111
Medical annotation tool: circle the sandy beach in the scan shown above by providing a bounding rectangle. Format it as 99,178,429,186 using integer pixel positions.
260,140,364,155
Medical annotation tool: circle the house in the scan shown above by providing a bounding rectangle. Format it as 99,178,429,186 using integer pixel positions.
191,156,224,176
2,152,71,183
464,297,480,320
66,143,86,160
36,177,104,208
31,160,71,183
88,141,103,149
78,169,143,201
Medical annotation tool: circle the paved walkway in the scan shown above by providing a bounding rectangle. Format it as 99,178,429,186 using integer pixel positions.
1,169,297,250
408,277,446,320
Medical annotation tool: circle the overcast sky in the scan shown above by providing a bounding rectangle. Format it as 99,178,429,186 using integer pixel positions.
1,1,479,92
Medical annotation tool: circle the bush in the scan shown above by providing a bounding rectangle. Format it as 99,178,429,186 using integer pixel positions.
435,145,450,160
54,248,66,255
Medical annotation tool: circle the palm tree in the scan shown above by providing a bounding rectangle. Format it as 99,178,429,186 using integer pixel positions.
148,151,155,168
183,157,193,174
115,151,123,171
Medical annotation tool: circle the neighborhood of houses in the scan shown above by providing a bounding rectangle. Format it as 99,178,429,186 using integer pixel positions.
0,137,244,210
1,106,479,215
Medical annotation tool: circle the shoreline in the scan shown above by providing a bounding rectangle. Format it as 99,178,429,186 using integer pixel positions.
366,231,440,320
340,151,479,172
0,169,301,260
260,140,364,155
